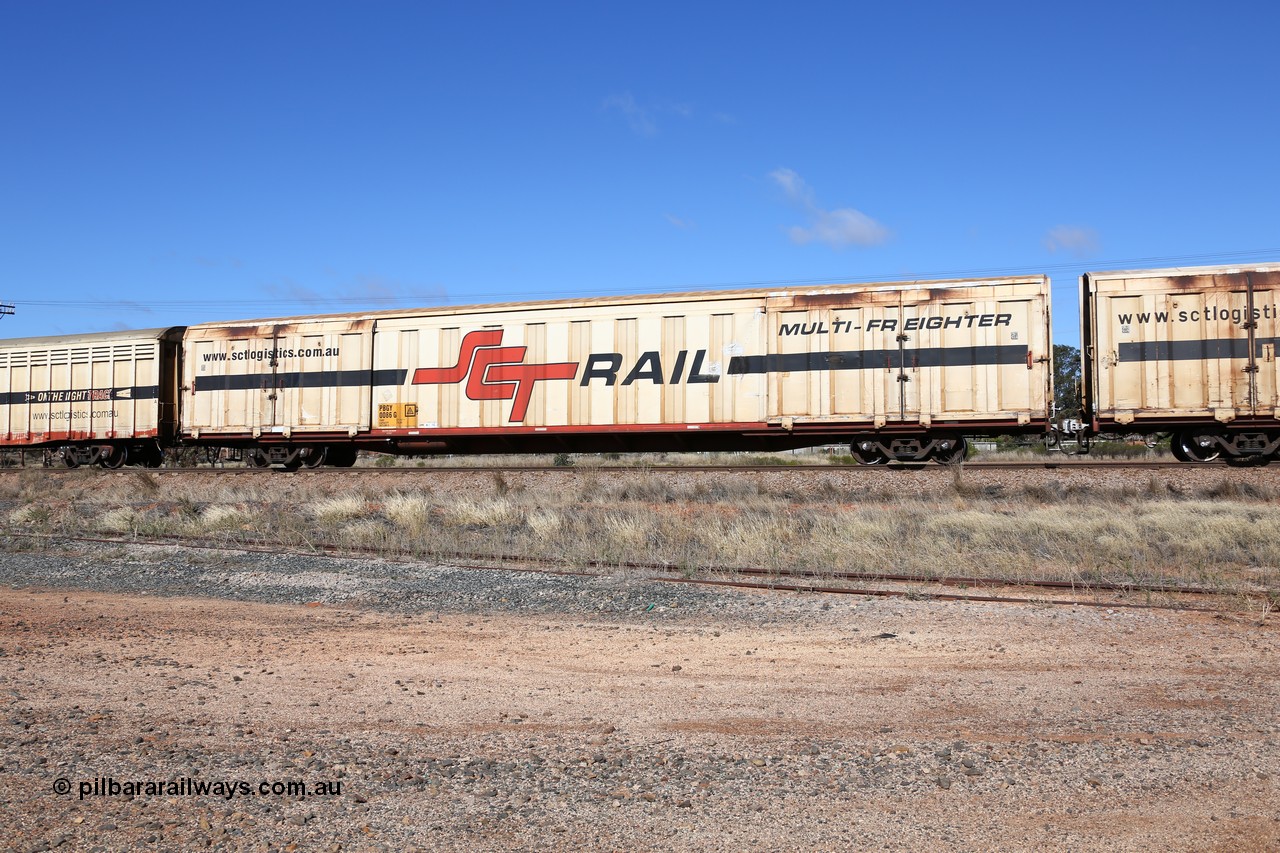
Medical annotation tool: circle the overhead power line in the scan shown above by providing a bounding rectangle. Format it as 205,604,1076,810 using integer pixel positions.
9,247,1280,310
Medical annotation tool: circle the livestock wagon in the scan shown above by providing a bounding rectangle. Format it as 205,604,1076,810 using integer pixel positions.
1081,263,1280,464
182,276,1054,466
0,327,183,467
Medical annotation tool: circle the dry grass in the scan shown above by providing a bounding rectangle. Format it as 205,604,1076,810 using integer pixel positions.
441,498,522,529
308,495,368,524
8,504,51,525
98,507,144,534
198,505,249,532
527,510,563,540
383,492,434,528
3,469,1279,595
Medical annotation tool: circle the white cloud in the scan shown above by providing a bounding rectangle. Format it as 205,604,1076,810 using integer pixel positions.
1043,225,1100,257
785,208,890,248
262,275,444,308
191,255,244,270
602,94,721,136
602,92,657,137
265,278,324,305
769,168,889,249
667,101,694,119
770,167,811,204
665,213,695,230
339,275,446,305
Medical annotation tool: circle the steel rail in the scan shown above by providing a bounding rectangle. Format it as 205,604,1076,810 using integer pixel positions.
214,537,1264,598
2,531,1254,598
645,575,1228,612
2,531,1265,614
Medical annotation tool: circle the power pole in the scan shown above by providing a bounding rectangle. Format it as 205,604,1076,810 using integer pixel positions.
0,303,13,318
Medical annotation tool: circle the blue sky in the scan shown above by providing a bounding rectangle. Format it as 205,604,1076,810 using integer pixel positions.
2,1,1278,346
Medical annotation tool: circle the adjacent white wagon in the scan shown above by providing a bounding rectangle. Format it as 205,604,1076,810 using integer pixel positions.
1081,263,1280,464
0,327,182,467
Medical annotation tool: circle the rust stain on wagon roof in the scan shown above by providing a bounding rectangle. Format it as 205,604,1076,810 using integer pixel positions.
203,325,268,339
180,275,1051,328
196,317,373,338
1158,270,1280,291
915,287,989,303
785,292,882,310
1163,274,1221,290
785,283,1041,311
1244,270,1280,289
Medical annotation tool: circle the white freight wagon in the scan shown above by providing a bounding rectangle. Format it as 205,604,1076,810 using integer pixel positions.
183,277,1052,466
0,327,182,467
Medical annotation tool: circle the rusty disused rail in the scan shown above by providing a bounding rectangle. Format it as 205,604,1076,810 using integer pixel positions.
213,537,1258,598
3,531,1271,615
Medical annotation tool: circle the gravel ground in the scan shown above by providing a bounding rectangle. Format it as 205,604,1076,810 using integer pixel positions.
0,539,832,621
1,539,1278,851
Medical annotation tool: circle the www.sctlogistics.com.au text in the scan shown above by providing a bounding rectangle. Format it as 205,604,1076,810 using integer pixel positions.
63,776,343,800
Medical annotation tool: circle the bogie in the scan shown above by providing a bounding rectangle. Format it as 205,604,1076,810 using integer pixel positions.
850,436,968,465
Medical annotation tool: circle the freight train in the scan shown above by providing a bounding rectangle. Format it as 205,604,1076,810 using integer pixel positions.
1,263,1277,468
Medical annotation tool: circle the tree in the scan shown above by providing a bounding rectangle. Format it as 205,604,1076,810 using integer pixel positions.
1053,344,1081,419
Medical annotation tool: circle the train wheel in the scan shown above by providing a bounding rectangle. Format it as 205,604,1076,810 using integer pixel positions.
299,447,327,469
932,437,968,466
1170,437,1191,462
1175,433,1221,463
99,446,127,469
850,444,889,465
62,448,80,469
246,449,271,469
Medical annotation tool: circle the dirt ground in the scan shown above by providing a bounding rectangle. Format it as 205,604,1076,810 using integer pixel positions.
1,584,1278,852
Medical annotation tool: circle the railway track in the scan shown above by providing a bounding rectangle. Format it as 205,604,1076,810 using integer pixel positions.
6,530,1272,615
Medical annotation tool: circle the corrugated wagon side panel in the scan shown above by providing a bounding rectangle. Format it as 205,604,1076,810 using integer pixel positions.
271,322,373,434
912,285,1049,425
765,289,902,423
183,321,373,439
369,296,770,434
0,349,23,443
760,279,1050,428
356,280,1053,440
184,325,276,436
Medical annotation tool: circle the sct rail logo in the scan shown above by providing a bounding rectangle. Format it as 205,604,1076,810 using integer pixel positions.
412,330,578,423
